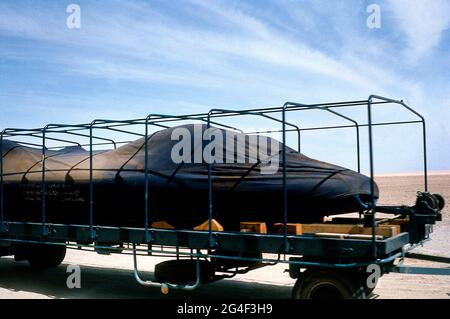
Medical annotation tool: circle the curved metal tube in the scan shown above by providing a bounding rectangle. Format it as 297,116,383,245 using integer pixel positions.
204,111,302,152
62,130,117,149
368,95,427,191
283,102,361,173
132,244,201,291
206,108,299,248
251,112,302,153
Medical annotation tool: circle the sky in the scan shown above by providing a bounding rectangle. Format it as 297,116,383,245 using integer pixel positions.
0,0,449,175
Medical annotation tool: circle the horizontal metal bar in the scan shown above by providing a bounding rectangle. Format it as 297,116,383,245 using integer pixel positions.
99,126,145,137
0,100,393,135
0,236,401,270
390,265,450,275
245,120,424,135
405,253,450,264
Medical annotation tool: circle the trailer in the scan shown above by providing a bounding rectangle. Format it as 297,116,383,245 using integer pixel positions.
0,95,448,299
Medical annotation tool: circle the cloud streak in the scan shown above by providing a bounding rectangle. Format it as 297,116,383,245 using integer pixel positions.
0,0,425,98
386,0,450,61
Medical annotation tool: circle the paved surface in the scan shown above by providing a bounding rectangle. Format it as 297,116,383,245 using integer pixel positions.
0,251,449,299
0,174,449,299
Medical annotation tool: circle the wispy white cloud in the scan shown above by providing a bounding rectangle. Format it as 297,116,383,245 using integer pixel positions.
386,0,450,61
0,0,423,100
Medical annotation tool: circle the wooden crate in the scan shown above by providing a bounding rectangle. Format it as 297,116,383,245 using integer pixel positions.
271,222,400,238
194,219,224,232
240,222,267,234
273,223,303,235
301,223,400,238
151,221,175,230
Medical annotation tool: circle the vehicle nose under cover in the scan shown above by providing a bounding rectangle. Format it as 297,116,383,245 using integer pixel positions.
0,124,378,230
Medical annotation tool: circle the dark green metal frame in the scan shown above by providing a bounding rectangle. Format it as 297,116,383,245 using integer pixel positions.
0,95,432,277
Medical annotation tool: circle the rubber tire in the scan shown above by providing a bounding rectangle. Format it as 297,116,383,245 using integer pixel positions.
433,193,445,211
359,272,376,297
292,270,366,299
26,244,66,269
154,259,214,284
365,287,375,296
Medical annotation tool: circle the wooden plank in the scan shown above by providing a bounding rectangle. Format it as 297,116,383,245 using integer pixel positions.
314,233,384,240
384,219,408,232
240,222,267,234
379,224,401,235
301,223,399,238
272,223,303,235
151,221,175,230
331,217,408,224
385,218,409,226
194,219,224,232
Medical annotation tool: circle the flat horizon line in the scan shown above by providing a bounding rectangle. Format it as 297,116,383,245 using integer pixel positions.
374,170,450,177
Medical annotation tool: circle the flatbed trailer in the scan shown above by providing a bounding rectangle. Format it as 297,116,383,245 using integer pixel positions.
0,95,448,299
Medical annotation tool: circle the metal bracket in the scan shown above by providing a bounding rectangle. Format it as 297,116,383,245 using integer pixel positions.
145,231,153,244
90,228,98,241
42,224,50,237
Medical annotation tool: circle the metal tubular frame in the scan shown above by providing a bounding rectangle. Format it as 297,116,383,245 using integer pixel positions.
142,113,256,246
0,96,429,280
366,95,428,257
132,244,202,291
205,108,304,249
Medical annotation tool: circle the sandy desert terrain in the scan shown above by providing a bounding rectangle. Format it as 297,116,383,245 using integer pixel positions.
0,174,449,299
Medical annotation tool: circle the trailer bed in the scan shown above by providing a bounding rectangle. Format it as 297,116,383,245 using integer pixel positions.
0,221,410,260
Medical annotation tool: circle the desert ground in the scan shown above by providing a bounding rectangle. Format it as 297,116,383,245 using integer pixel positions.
0,174,449,299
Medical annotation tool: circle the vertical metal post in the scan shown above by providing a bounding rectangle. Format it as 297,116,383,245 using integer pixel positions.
89,123,95,240
421,121,428,192
371,96,428,192
367,98,377,258
206,112,214,247
41,128,48,236
356,125,361,173
282,104,289,254
144,117,151,243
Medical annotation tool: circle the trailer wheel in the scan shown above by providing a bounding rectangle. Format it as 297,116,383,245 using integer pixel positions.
364,286,375,296
26,244,66,269
292,270,366,299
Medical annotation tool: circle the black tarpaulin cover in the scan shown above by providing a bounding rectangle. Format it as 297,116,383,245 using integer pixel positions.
1,124,378,230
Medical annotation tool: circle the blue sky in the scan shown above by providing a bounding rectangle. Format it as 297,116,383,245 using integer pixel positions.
0,0,449,174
